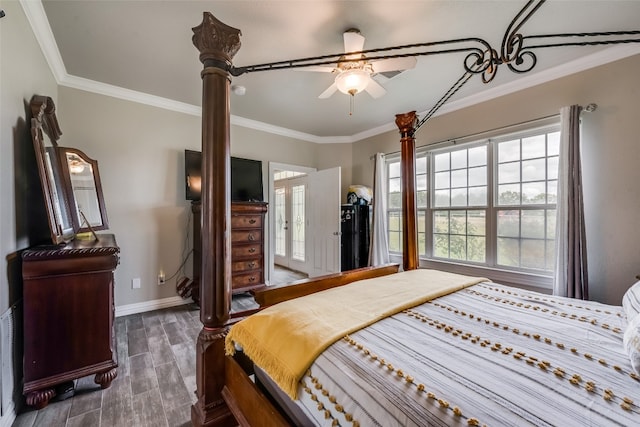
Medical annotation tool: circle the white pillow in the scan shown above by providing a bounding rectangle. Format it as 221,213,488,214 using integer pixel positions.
623,313,640,375
622,280,640,320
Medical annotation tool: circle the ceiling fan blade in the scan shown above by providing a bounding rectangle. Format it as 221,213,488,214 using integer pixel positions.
370,56,417,73
298,65,335,73
343,31,365,53
364,78,386,99
318,82,338,99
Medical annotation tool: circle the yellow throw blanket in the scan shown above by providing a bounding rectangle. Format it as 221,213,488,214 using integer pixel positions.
225,269,488,399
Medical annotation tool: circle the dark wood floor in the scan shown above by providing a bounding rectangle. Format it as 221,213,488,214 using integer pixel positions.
12,265,307,427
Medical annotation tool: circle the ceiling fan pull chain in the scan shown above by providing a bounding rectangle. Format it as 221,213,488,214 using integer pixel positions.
349,94,354,116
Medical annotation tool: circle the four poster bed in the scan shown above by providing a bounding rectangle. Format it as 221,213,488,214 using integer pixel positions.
189,12,640,427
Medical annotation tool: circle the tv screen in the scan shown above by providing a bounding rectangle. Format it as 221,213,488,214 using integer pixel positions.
184,150,263,202
231,156,264,202
184,149,201,201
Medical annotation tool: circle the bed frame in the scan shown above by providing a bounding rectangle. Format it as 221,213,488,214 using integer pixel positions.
190,13,418,427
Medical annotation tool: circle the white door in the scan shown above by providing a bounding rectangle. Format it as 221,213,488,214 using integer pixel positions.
274,176,309,273
309,167,341,277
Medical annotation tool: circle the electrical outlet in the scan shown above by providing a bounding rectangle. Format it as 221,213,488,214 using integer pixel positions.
132,278,141,289
158,271,165,286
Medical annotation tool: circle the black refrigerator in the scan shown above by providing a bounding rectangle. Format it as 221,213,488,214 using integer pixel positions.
340,204,370,271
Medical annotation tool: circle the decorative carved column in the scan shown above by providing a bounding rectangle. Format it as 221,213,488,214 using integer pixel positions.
191,12,240,427
395,111,419,271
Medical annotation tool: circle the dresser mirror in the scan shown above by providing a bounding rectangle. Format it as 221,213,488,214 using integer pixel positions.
59,147,109,231
30,95,75,244
30,95,109,243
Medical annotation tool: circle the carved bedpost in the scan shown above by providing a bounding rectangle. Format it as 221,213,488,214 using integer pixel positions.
191,12,241,427
395,111,419,271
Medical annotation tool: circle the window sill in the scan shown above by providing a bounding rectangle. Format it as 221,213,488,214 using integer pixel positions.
388,253,553,293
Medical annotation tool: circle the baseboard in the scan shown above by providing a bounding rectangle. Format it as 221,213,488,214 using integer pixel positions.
115,296,193,317
0,402,16,427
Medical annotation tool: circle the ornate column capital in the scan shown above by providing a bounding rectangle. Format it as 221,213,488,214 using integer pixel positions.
192,12,242,65
395,111,418,137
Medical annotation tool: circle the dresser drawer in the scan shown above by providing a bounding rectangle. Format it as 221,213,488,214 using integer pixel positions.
231,230,262,244
232,258,262,273
232,271,263,289
231,214,262,229
231,243,262,258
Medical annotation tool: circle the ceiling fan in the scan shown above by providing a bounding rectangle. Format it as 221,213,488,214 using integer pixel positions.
305,29,417,100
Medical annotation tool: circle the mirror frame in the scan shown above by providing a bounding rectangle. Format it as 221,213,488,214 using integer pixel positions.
58,146,109,232
30,95,75,244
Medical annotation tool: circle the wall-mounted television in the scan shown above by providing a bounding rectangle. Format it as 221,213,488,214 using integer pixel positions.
184,150,264,202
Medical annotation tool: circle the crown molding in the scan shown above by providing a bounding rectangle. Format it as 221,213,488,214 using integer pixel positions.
23,0,640,144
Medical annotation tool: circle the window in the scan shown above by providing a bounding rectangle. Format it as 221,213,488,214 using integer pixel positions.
386,124,560,280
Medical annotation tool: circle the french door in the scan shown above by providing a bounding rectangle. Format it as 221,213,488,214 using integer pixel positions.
274,176,308,273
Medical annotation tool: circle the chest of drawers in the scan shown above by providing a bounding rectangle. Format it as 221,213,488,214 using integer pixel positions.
229,201,268,293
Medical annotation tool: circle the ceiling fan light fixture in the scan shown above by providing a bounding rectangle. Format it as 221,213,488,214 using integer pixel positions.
335,69,369,96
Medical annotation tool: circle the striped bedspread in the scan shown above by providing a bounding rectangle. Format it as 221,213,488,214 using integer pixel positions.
283,282,637,426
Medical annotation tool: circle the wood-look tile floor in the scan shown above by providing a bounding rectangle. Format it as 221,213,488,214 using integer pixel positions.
12,266,306,427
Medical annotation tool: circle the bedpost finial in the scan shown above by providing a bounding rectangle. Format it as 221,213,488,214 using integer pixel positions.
192,12,242,65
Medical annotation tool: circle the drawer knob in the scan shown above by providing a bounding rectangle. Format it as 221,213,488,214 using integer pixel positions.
248,233,255,241
249,219,256,224
248,248,256,253
248,262,256,268
249,276,256,282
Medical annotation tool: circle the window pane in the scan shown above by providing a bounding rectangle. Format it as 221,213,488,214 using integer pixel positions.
389,177,401,193
497,237,520,267
389,231,402,253
388,211,402,231
548,132,560,156
389,162,400,178
418,211,426,256
546,239,555,271
275,187,286,257
451,169,467,188
434,234,449,258
521,210,545,239
497,210,520,237
522,135,545,159
434,153,450,172
417,190,427,208
291,185,305,261
546,209,556,237
451,188,467,207
468,187,487,206
522,158,545,182
498,162,520,184
467,210,486,236
522,181,546,204
434,189,450,207
450,211,467,235
468,146,487,167
434,171,450,189
498,184,521,205
547,156,559,180
521,239,545,269
468,166,487,186
468,236,486,262
434,211,449,233
547,180,557,204
451,150,467,169
417,174,427,191
389,192,401,209
416,156,427,174
450,235,467,260
499,139,520,162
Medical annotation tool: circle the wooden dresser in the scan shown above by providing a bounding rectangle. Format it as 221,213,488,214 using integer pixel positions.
191,201,267,302
21,234,119,409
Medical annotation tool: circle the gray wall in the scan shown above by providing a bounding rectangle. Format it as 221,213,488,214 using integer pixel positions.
351,54,640,305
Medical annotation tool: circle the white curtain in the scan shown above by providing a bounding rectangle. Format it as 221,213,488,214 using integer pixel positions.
553,105,589,299
369,153,390,266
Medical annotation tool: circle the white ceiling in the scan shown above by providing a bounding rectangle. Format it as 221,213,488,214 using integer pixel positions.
32,0,640,142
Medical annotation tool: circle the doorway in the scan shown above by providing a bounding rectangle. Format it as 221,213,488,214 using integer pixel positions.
274,174,309,273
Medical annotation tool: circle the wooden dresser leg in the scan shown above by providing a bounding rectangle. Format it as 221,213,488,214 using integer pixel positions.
26,389,55,409
95,367,118,389
191,326,236,427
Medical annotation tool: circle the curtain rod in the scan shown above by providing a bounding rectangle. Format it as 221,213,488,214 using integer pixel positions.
372,103,597,160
